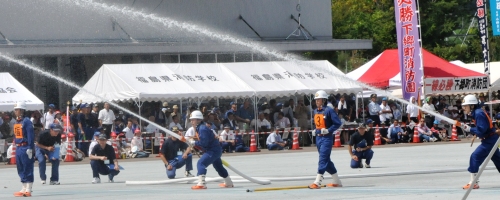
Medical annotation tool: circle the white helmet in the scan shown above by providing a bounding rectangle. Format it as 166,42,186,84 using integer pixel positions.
462,94,478,106
189,110,204,119
13,101,27,110
314,90,328,100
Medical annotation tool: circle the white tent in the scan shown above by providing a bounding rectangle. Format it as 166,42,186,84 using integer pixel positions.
0,72,44,111
73,61,362,103
450,60,500,91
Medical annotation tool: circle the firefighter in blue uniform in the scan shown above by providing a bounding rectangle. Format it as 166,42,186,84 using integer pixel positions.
309,90,343,189
189,110,234,190
13,102,35,197
460,94,500,189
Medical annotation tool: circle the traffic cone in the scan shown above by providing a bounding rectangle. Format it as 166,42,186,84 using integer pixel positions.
333,130,344,147
413,127,420,143
249,131,258,152
156,133,165,157
450,125,461,141
65,133,75,162
291,131,302,150
111,132,120,159
10,139,16,165
374,125,381,145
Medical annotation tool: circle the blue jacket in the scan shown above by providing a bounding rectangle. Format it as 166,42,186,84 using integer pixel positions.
314,106,342,135
14,117,35,149
194,122,221,152
470,107,498,144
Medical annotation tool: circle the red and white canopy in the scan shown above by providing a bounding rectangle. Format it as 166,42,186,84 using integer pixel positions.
347,49,485,89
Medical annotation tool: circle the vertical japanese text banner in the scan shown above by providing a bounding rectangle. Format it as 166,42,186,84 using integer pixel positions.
394,0,423,100
478,0,490,75
489,0,500,36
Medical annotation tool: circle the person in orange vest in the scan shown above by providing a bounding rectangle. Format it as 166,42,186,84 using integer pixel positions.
460,94,500,189
12,102,35,197
309,90,342,189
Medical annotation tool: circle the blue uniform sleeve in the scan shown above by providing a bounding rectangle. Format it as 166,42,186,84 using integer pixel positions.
326,108,342,133
24,118,35,149
470,110,491,138
194,126,214,148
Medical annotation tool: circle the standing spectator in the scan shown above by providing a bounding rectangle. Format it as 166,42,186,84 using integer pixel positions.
169,115,184,131
69,106,79,133
236,100,254,132
0,115,11,139
368,94,381,126
422,97,436,128
77,104,89,153
89,134,120,183
31,111,43,131
282,102,295,127
295,99,309,131
98,102,115,139
478,93,488,111
348,123,374,168
392,104,402,122
41,104,56,130
406,96,419,124
379,98,393,126
207,112,220,131
337,95,351,121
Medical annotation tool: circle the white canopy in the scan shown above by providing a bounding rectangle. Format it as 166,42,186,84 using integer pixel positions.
0,72,44,111
450,60,500,91
73,61,362,103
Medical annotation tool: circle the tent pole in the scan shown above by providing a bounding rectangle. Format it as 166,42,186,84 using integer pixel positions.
361,91,365,122
355,93,359,120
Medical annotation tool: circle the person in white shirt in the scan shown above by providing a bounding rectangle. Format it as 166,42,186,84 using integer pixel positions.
41,104,56,130
422,97,436,128
266,129,287,150
122,120,134,144
276,112,290,129
406,96,419,124
88,132,102,156
131,129,149,158
98,102,115,139
219,126,235,153
169,115,184,131
379,98,393,126
250,113,271,131
145,116,159,133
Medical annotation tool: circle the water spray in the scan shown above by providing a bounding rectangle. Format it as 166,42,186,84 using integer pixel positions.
0,52,268,186
61,0,458,126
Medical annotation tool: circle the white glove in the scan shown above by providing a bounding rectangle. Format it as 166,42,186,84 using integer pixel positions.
26,149,33,159
311,131,316,137
462,124,471,132
190,140,196,146
320,128,329,135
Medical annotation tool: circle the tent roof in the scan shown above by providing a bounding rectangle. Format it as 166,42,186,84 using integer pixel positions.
347,49,485,88
0,72,44,111
72,61,362,103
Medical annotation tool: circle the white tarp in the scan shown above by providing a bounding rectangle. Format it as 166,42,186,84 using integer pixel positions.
450,60,500,91
73,61,362,103
0,72,44,111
